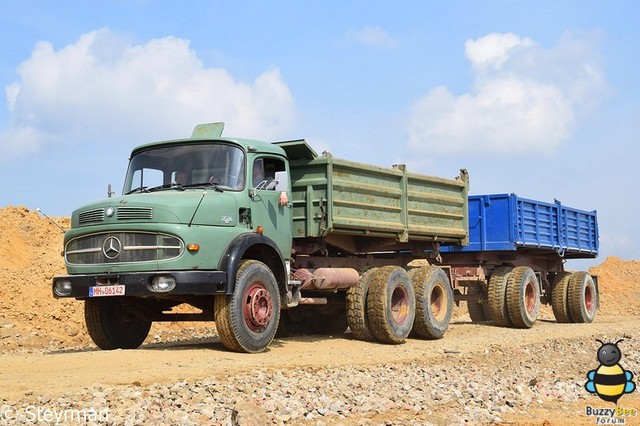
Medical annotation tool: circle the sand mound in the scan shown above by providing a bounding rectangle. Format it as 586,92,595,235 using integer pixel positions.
589,256,640,316
0,206,636,351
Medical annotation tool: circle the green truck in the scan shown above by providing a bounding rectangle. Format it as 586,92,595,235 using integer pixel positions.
52,123,470,352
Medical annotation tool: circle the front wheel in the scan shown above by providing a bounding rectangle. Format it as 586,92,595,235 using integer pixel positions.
214,260,281,353
85,297,151,350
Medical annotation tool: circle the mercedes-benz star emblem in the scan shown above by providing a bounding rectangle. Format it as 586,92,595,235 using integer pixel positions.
102,236,122,259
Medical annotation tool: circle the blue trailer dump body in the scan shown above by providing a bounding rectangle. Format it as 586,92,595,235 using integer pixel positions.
441,194,598,258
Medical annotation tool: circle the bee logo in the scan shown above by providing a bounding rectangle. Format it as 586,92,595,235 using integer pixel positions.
585,339,636,404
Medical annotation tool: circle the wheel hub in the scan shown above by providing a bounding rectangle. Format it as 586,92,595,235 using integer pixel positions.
431,285,446,321
584,285,594,313
390,285,409,325
243,282,273,332
525,282,536,314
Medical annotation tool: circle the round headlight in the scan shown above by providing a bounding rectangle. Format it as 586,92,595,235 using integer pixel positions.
150,275,176,292
54,279,73,296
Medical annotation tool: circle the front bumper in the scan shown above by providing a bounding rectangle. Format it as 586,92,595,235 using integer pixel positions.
52,270,227,299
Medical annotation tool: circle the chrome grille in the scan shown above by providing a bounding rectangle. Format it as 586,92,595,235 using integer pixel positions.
65,232,183,265
79,209,105,224
117,207,153,220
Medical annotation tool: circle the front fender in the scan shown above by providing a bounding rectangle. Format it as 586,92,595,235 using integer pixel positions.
218,233,287,295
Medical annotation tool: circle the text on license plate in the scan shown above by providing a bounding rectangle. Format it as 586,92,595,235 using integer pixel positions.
89,285,125,297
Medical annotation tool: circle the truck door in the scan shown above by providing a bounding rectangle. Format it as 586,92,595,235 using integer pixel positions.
250,157,293,257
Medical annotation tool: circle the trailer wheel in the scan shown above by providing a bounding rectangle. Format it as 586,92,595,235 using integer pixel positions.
506,266,540,328
214,260,280,353
551,272,573,323
367,266,416,344
487,267,513,327
346,268,378,341
85,297,151,350
467,287,489,322
410,266,453,339
567,271,598,323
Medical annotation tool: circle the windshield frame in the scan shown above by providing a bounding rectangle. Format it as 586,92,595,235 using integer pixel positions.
122,141,246,194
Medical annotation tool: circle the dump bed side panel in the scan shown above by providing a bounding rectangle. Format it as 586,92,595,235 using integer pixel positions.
288,152,468,245
441,193,598,258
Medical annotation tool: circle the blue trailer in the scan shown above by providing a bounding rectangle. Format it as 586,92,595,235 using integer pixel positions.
438,193,599,328
442,194,598,257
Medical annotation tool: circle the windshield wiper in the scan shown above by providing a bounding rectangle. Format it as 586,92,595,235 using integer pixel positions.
125,186,149,195
181,182,224,192
147,183,185,192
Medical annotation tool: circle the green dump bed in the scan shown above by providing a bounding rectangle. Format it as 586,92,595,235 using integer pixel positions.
276,140,469,246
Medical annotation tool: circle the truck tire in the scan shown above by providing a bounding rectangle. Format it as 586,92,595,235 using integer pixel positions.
567,271,598,323
487,267,513,327
551,272,573,323
367,266,416,344
467,287,489,322
410,266,454,339
214,260,281,353
506,266,540,328
84,298,151,350
346,268,378,341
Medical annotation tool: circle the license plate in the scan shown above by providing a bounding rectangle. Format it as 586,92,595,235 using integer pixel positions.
89,285,125,297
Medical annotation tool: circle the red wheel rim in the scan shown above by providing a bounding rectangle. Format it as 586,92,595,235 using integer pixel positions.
584,284,594,313
390,285,409,325
242,281,273,332
431,285,446,321
525,281,536,313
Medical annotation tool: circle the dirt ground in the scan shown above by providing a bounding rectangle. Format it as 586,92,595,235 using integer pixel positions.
0,206,639,424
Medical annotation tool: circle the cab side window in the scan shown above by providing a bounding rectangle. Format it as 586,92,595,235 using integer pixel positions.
253,157,285,189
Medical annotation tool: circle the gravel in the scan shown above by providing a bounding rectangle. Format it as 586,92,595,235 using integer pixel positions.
2,333,637,426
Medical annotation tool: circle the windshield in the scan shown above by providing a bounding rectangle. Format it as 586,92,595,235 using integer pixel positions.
123,143,246,193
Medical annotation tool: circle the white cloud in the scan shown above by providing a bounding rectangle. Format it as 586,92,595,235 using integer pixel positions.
464,32,533,70
0,29,295,159
343,26,398,48
408,32,607,155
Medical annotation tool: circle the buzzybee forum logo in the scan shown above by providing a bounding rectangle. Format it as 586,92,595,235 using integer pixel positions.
585,339,636,403
584,339,637,424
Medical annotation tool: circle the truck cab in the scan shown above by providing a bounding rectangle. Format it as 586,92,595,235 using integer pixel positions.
53,123,295,352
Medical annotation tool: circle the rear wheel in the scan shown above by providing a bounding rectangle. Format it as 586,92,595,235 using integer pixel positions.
346,268,378,341
467,287,489,322
367,266,416,344
506,266,540,328
551,272,573,323
85,297,151,350
487,267,513,327
410,266,454,339
567,271,598,323
214,260,280,353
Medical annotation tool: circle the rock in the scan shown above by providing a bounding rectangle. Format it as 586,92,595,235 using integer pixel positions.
232,400,271,426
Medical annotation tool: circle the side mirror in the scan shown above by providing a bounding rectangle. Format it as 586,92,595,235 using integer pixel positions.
274,171,289,192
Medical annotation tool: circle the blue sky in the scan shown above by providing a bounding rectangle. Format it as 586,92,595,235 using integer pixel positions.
1,1,638,266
